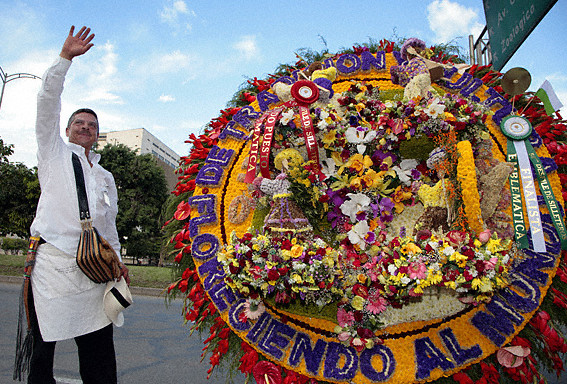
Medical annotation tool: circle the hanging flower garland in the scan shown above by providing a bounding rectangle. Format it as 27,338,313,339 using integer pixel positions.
163,38,567,384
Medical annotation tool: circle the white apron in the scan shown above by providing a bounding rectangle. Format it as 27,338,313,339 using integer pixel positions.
31,243,111,342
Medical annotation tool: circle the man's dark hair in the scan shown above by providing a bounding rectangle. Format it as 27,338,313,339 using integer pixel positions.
66,108,99,132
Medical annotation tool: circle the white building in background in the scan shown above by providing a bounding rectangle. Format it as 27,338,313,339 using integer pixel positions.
97,128,181,190
97,128,180,168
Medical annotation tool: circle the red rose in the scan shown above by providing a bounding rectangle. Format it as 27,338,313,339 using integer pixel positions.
447,230,466,245
267,269,280,281
352,284,369,298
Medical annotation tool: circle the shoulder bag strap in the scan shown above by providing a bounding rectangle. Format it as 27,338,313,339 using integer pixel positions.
71,152,91,220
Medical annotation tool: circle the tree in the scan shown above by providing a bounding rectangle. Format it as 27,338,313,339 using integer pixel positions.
0,137,40,237
97,144,168,265
0,137,14,163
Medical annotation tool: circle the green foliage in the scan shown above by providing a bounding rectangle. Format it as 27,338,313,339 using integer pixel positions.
97,144,168,264
0,137,14,163
0,145,40,237
1,237,28,254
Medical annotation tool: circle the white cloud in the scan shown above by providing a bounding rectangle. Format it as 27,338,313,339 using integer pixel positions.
159,0,196,32
159,94,175,103
233,35,260,61
427,0,484,43
78,42,124,104
155,50,193,73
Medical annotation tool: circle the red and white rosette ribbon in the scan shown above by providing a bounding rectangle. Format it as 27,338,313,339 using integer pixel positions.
290,80,320,106
244,80,324,183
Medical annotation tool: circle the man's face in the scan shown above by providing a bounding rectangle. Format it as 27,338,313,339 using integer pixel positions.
66,112,98,149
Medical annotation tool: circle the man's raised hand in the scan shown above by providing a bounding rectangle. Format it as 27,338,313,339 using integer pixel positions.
60,26,95,61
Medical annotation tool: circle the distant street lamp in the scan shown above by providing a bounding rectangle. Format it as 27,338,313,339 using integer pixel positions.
0,65,41,111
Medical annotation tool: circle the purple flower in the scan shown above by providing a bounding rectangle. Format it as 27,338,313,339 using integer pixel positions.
411,168,422,180
379,197,395,213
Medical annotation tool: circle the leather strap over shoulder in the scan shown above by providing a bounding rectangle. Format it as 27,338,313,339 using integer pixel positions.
71,152,91,220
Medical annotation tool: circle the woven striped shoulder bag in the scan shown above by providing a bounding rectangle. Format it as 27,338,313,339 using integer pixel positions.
72,153,120,284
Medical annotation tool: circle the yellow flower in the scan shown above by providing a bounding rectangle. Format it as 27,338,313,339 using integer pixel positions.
457,140,484,234
345,153,373,175
290,244,304,258
357,274,367,284
350,177,363,190
351,296,365,311
391,185,412,213
449,251,468,268
445,281,457,289
322,130,337,148
486,238,502,253
402,242,421,255
304,274,315,284
427,270,443,285
361,169,380,189
281,250,291,260
471,278,482,290
291,273,303,284
444,112,456,122
217,252,229,263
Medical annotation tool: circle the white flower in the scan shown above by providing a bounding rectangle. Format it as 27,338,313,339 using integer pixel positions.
348,221,370,250
345,127,377,154
424,98,445,118
385,101,396,109
388,264,398,275
314,237,327,248
340,193,371,222
320,157,337,178
317,119,329,129
280,109,295,125
392,159,419,186
400,276,411,285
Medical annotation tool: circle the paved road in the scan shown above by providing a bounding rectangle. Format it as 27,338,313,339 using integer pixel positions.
0,282,244,384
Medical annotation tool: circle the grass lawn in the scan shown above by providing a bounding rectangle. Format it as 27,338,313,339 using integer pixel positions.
0,253,174,289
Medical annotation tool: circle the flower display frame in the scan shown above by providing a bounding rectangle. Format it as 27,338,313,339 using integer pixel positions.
165,40,567,384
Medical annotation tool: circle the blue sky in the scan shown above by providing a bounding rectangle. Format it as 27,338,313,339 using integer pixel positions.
1,0,565,167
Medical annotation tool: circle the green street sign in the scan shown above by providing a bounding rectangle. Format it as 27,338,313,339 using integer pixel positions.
483,0,557,71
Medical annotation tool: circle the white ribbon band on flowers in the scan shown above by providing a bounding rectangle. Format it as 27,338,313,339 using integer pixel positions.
513,140,547,253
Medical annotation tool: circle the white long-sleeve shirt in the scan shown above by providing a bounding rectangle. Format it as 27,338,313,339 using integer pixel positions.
30,56,121,257
30,56,122,341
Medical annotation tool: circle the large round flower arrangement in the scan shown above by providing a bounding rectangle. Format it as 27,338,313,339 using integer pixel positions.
164,38,567,384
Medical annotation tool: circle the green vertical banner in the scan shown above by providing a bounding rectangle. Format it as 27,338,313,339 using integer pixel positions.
483,0,557,71
501,115,567,251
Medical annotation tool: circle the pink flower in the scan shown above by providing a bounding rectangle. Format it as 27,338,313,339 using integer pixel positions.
366,292,388,314
338,332,351,342
408,261,427,279
244,300,266,320
484,257,498,270
350,337,366,352
478,229,492,244
337,307,355,327
497,345,531,368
